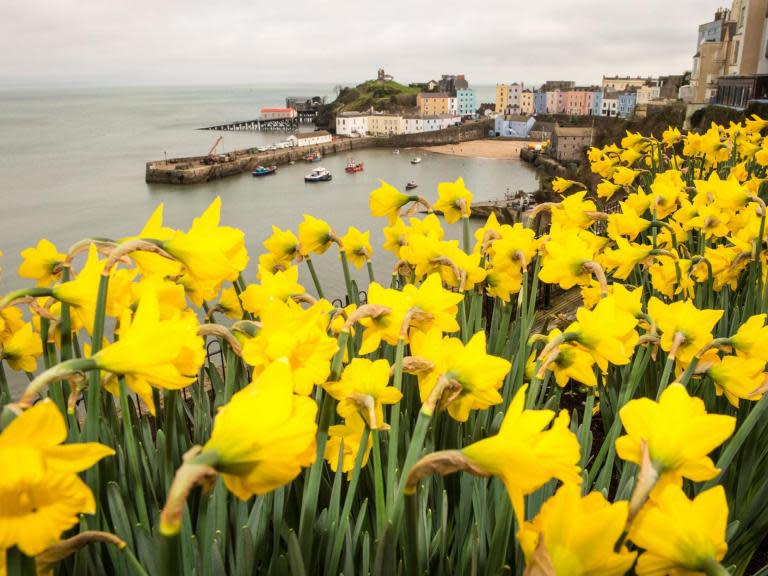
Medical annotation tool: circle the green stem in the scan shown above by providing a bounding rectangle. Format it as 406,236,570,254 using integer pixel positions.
701,557,731,576
304,257,325,299
372,430,386,536
461,216,471,254
656,353,676,400
386,338,405,510
0,287,54,308
0,361,9,405
327,427,371,575
83,274,110,502
118,378,151,528
406,492,424,575
339,250,358,305
59,267,73,362
5,546,35,576
366,260,376,284
390,410,432,526
121,545,151,576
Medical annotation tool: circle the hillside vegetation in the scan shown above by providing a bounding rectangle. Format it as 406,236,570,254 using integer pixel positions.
316,79,421,128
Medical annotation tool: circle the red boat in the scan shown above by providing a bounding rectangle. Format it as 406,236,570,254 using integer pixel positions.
345,159,364,173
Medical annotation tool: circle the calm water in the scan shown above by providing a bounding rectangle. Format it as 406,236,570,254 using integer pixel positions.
0,84,536,300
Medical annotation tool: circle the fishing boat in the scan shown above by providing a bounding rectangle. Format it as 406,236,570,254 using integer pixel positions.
410,156,422,164
393,149,400,155
251,165,277,177
304,167,332,182
304,150,322,162
405,181,418,190
345,159,364,173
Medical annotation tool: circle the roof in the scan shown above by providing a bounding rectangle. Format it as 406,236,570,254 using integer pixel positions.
531,121,556,132
554,125,594,137
261,107,295,112
503,114,533,122
296,130,331,139
419,92,452,99
338,111,367,117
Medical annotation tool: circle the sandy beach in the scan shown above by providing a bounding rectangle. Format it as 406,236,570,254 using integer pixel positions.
419,139,537,159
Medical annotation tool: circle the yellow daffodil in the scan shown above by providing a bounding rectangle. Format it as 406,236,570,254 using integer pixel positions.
518,484,636,576
461,384,581,522
162,197,248,305
551,177,579,195
0,400,114,555
730,314,768,361
649,170,684,219
130,275,188,319
94,291,205,414
649,258,695,300
434,177,472,223
407,329,510,422
125,204,183,279
200,360,317,499
616,383,735,490
606,202,651,241
18,239,66,287
1,322,43,372
216,286,244,320
340,226,372,269
488,223,539,272
325,412,371,477
600,238,654,280
647,298,723,366
263,225,300,264
539,328,598,387
597,179,621,201
612,166,639,186
382,217,410,258
357,282,409,354
539,227,602,289
298,214,335,256
549,191,597,230
323,358,401,430
401,273,463,334
370,180,411,224
241,299,337,395
240,265,305,317
631,485,728,575
706,355,765,407
662,126,682,147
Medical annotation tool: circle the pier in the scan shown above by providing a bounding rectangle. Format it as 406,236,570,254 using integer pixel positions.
201,116,300,132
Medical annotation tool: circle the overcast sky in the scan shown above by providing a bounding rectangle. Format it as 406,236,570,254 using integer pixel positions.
0,0,724,87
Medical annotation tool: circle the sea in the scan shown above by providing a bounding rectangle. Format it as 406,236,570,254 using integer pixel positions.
0,83,538,301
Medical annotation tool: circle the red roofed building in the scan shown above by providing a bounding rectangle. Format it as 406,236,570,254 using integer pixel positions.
260,107,297,120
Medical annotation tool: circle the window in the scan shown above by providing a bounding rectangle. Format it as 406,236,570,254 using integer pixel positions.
733,41,740,64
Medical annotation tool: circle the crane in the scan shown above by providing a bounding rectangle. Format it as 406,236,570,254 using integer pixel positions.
207,136,223,157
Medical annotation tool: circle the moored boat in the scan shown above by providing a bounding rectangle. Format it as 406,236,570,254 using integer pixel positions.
411,156,422,164
305,167,332,182
304,150,322,162
405,181,418,190
345,159,364,173
251,165,277,177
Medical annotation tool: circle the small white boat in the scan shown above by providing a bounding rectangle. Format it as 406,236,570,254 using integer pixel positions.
393,149,400,155
411,157,422,164
305,167,332,182
405,181,418,190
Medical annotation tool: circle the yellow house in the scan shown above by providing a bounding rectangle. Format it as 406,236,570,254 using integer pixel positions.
368,114,404,136
417,93,451,116
495,84,510,114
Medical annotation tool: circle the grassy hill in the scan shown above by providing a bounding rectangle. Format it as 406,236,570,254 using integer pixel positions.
316,79,422,128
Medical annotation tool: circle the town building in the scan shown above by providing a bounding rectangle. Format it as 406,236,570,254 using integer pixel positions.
260,107,297,120
520,90,535,115
534,91,548,115
437,114,462,130
551,125,593,162
289,131,333,147
439,74,469,94
545,91,560,114
717,75,768,107
600,96,618,117
402,115,423,134
540,81,575,92
602,76,657,91
726,0,768,77
495,83,522,114
335,112,369,137
689,8,733,103
636,84,662,104
456,88,477,116
494,115,536,138
591,91,604,116
426,80,439,91
368,114,404,136
617,91,638,118
448,97,458,116
530,120,556,142
423,116,442,132
417,92,453,116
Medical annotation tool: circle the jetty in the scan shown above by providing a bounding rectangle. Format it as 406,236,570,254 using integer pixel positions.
201,116,299,132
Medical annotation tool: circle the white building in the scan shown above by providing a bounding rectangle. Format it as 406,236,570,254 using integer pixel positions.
423,116,441,132
600,97,618,117
438,114,461,130
403,115,424,134
288,131,333,147
335,112,369,137
448,97,458,115
636,85,662,104
508,83,522,114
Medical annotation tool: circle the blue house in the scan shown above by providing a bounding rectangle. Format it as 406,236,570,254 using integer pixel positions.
617,92,637,118
456,88,476,117
591,91,603,116
494,115,536,138
534,91,547,115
